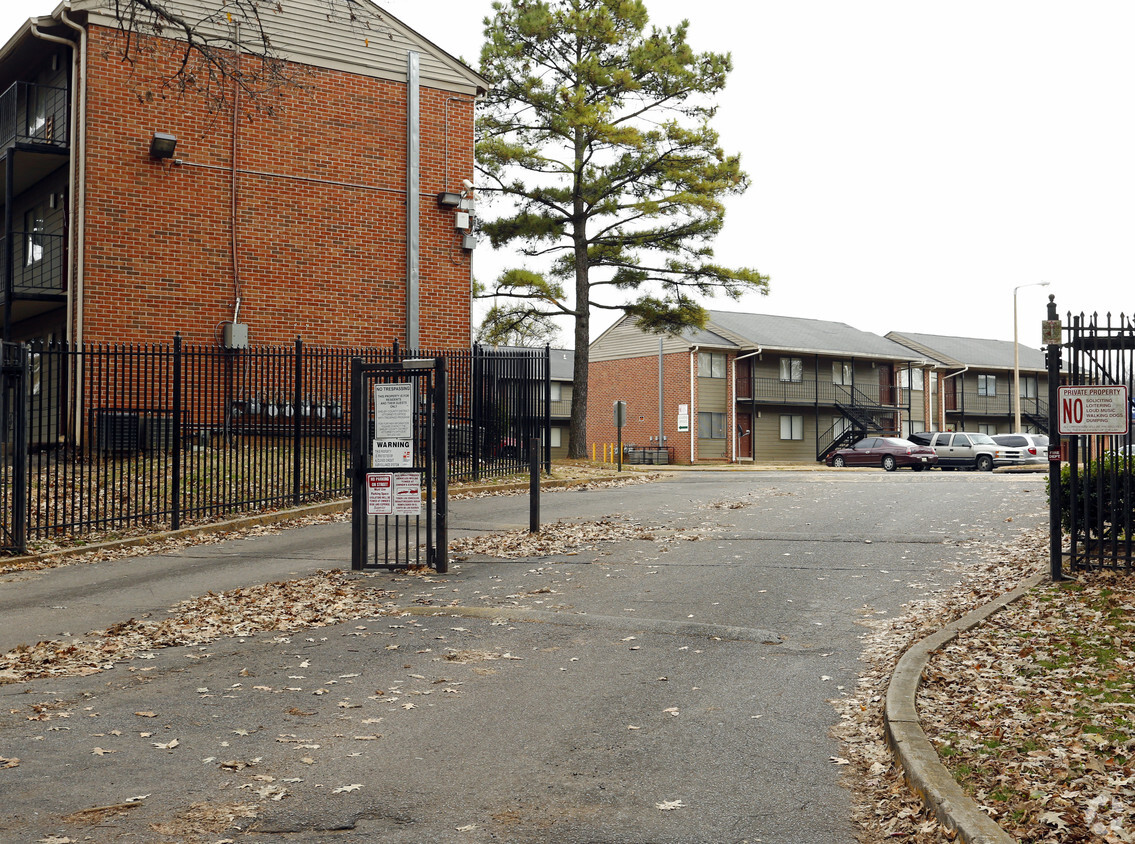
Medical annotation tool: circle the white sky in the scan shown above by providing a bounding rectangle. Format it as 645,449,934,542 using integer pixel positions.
4,1,1131,346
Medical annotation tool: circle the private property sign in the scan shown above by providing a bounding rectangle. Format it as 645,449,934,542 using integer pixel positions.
1057,386,1130,435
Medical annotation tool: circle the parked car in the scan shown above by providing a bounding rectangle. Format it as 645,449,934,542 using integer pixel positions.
991,433,1050,468
907,431,1006,471
826,437,938,471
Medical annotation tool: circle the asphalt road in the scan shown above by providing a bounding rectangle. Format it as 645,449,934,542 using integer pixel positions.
0,469,1050,843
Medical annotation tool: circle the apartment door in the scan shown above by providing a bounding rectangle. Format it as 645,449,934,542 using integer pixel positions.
736,412,753,460
878,364,895,405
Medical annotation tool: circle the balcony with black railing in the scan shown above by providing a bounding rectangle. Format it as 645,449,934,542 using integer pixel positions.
735,375,904,408
0,81,69,151
1,231,67,302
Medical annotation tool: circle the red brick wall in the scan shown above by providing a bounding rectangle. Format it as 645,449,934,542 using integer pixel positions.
79,25,473,348
588,351,695,463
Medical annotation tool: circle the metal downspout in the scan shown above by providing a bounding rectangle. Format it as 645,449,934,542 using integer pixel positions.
689,346,698,463
731,348,761,462
405,52,420,348
944,365,969,430
29,21,79,344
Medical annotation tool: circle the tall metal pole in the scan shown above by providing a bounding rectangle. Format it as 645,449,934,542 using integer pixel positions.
1046,295,1063,581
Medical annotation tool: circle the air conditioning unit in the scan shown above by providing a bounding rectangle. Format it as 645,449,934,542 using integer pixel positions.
95,410,142,453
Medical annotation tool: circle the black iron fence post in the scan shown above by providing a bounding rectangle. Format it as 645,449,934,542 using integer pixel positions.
293,337,303,507
435,356,448,574
171,333,182,531
544,344,551,474
472,344,482,481
350,356,365,570
1046,295,1063,581
529,436,540,533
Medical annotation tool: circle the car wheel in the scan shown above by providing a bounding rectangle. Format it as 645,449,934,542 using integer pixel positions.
976,454,993,472
832,455,846,468
882,455,897,472
911,465,924,472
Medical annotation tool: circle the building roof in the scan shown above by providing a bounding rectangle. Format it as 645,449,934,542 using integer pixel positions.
4,0,488,95
886,331,1047,372
698,311,924,362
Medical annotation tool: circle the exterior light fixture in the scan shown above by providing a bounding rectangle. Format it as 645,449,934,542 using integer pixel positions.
149,132,178,159
437,191,462,207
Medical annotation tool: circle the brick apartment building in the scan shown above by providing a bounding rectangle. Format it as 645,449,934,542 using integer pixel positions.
1,0,487,349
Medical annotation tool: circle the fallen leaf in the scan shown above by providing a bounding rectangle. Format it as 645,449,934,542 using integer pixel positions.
655,799,684,811
333,783,363,794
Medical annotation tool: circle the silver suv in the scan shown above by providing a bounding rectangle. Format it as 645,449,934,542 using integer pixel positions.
991,433,1049,468
907,431,1006,471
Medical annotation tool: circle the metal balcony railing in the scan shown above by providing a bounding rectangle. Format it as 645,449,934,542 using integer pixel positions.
0,81,69,150
1,232,67,301
735,376,903,408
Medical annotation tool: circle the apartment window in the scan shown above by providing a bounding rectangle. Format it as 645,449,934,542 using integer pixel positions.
549,427,562,448
780,414,803,440
978,423,997,435
832,416,850,437
832,361,852,386
698,351,725,378
977,374,997,396
899,369,924,390
698,412,726,439
549,382,562,401
1021,376,1037,399
779,357,803,383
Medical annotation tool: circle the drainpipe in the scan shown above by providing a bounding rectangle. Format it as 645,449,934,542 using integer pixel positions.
942,365,968,431
689,346,698,463
731,348,761,462
29,21,79,342
58,7,86,351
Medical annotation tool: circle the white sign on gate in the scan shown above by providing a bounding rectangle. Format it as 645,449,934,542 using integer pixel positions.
372,439,413,468
393,472,422,516
366,473,393,515
1057,386,1130,435
373,383,414,438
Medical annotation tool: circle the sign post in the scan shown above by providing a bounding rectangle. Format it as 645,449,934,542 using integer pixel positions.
1045,296,1063,581
614,400,627,472
1057,385,1129,436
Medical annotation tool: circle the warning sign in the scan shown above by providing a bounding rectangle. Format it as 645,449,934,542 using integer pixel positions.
393,472,422,516
366,473,393,515
1057,386,1130,435
372,439,413,468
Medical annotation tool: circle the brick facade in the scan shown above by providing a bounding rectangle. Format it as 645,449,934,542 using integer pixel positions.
78,25,473,348
588,351,699,464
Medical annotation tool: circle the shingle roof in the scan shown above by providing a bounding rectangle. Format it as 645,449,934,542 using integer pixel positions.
697,311,924,361
887,332,1046,371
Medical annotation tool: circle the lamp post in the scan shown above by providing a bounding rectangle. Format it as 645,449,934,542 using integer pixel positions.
1013,281,1050,432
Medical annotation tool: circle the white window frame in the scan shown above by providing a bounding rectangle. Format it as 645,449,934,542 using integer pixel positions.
832,360,852,386
977,374,997,396
698,351,726,379
698,411,726,439
549,427,562,448
780,357,803,383
780,414,803,440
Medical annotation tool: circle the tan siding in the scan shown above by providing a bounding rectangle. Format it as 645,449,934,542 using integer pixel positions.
752,407,816,464
590,318,688,361
78,0,486,93
697,376,728,411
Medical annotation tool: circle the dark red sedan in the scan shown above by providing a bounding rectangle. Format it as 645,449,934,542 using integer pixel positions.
825,437,938,471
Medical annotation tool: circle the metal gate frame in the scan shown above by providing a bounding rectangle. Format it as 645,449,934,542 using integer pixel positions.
1,342,28,554
1048,299,1135,574
350,356,448,573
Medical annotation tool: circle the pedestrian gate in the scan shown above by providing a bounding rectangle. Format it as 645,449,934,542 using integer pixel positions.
350,357,448,573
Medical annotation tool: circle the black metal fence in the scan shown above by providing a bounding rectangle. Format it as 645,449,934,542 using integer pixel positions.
1056,310,1135,572
0,339,549,553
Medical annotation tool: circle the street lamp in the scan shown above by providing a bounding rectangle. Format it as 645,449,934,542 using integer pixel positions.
1014,281,1050,432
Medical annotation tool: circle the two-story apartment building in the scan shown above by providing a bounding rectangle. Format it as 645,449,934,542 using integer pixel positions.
886,332,1050,435
1,0,486,349
588,311,930,465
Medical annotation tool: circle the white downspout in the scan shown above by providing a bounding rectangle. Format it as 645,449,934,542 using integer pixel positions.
59,6,86,350
730,348,761,462
689,346,698,463
942,365,969,431
28,21,78,343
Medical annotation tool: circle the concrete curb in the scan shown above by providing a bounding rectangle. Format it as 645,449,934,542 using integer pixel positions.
883,571,1046,844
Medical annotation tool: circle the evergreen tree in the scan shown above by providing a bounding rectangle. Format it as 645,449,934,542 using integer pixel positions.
476,0,767,457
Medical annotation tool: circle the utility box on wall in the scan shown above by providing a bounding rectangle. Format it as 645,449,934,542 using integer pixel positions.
223,322,250,349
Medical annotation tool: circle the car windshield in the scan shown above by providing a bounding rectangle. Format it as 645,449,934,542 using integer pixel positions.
970,434,997,445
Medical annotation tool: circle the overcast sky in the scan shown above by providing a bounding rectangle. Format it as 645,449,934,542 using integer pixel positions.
4,1,1131,347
